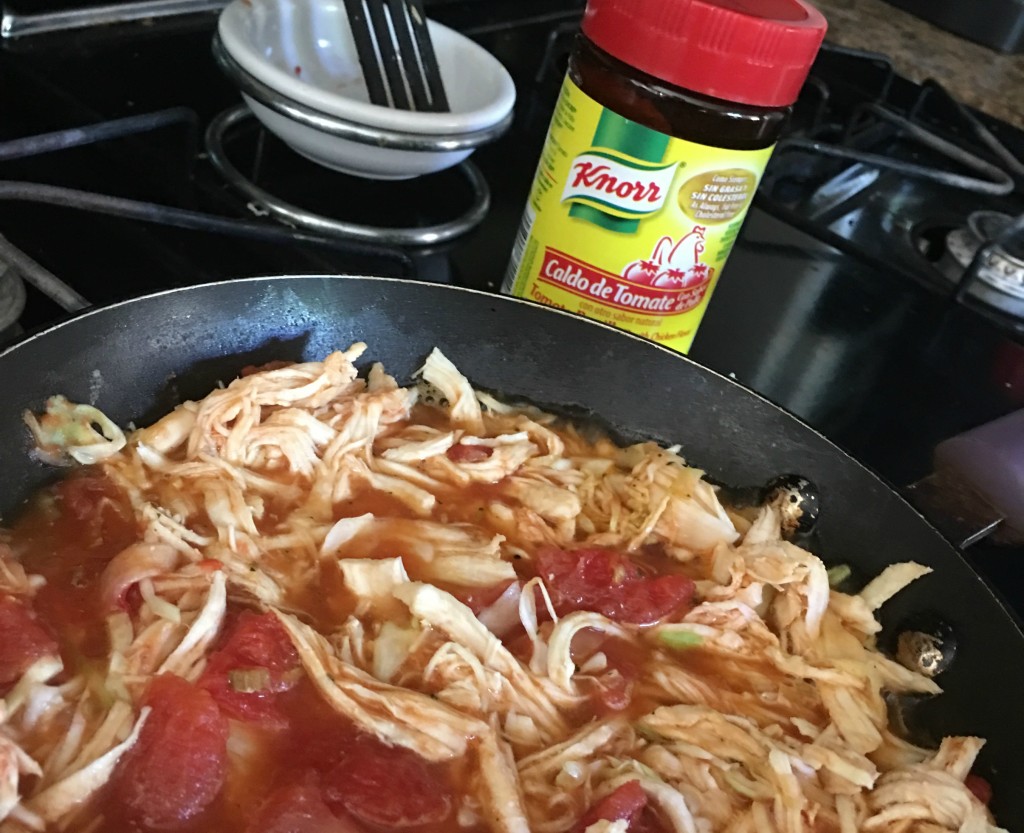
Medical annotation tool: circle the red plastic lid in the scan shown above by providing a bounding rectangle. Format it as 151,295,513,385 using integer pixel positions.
582,0,828,107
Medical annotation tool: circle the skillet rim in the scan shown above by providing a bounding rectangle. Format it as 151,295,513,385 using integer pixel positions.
1,273,1022,816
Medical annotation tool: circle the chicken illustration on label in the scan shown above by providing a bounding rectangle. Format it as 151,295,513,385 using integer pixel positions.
621,226,714,312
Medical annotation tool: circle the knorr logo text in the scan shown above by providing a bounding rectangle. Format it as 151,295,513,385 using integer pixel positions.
562,151,678,219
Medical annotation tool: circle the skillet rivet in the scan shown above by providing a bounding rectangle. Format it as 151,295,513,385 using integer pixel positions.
896,628,955,678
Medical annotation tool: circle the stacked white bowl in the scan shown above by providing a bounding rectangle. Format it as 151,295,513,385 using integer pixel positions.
215,0,517,179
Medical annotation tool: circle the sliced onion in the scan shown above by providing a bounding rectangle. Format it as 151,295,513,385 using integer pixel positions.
372,621,419,683
99,542,179,610
321,513,374,557
138,578,181,624
476,582,523,638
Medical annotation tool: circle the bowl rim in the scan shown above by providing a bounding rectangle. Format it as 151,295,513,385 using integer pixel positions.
217,0,516,136
213,34,514,151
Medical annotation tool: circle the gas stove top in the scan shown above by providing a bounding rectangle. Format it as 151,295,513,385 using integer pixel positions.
2,1,1024,608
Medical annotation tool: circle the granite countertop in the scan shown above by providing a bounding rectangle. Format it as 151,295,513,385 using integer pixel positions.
810,0,1024,130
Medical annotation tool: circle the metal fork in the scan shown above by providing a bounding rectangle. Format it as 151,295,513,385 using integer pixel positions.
343,0,449,113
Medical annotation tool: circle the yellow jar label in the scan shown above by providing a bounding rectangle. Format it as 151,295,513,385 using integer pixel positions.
502,76,776,354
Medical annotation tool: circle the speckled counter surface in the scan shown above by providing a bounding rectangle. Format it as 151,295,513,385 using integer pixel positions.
810,0,1024,129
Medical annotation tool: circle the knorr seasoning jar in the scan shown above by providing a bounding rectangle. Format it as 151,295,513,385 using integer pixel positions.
502,0,827,353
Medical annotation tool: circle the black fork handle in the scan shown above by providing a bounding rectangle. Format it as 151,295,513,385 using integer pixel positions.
343,0,390,107
406,0,449,112
382,0,427,110
365,0,411,109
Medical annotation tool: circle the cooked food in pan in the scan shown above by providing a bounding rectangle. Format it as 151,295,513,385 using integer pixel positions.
0,345,999,832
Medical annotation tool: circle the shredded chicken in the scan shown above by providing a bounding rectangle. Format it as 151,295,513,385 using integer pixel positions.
0,345,1002,833
274,610,486,761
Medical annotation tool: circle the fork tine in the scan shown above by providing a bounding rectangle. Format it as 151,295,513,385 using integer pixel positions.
365,0,411,109
384,0,432,111
405,0,449,112
343,0,389,107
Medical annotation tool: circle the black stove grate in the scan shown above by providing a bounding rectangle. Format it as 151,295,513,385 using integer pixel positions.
757,43,1024,335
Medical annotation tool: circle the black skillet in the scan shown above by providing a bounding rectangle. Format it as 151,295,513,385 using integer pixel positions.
0,275,1021,822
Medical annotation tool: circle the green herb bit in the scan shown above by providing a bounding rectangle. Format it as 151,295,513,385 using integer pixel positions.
827,564,853,588
658,629,704,649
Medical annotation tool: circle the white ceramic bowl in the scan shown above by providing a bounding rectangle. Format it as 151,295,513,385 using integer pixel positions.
216,0,516,179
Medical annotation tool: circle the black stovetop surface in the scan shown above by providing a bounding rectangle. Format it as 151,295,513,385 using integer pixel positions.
2,2,1024,608
0,0,585,322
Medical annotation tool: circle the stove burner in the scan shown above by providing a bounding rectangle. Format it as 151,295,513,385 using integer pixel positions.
943,212,1024,299
205,105,491,246
937,211,1024,309
756,45,1024,332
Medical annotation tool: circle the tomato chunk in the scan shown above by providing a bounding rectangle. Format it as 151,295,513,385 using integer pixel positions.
536,548,695,625
322,733,453,828
446,443,493,463
246,776,364,833
0,595,59,689
112,674,228,829
578,780,648,831
198,611,300,726
965,773,993,805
